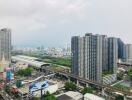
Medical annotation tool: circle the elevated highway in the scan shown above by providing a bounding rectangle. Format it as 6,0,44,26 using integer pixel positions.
118,62,132,67
42,68,132,96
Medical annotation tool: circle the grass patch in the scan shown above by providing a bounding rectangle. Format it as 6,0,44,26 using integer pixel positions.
36,56,71,67
114,83,130,91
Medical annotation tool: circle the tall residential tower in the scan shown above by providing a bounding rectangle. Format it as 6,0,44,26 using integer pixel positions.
0,28,11,72
108,37,118,74
125,44,132,62
71,33,105,83
71,33,118,83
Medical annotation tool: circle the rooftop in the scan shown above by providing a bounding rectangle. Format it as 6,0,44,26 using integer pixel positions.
12,55,50,68
57,94,73,100
57,91,83,100
84,93,105,100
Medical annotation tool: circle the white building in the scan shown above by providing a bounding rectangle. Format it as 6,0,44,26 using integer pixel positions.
84,93,105,100
12,55,50,68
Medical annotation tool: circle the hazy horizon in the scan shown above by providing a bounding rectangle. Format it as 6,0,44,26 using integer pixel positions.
0,0,132,47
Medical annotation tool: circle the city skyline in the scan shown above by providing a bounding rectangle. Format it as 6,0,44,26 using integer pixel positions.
0,0,132,47
0,1,131,99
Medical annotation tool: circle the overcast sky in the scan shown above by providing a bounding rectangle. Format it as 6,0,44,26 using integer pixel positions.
0,0,132,47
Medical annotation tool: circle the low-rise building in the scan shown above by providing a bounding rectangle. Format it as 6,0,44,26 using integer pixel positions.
17,80,58,98
84,93,105,100
32,81,58,97
57,91,83,100
12,55,50,68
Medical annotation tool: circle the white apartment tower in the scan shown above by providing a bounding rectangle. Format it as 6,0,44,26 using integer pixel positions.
71,33,104,83
71,33,118,83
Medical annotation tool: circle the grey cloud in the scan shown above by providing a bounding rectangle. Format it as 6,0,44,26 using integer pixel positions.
0,0,131,47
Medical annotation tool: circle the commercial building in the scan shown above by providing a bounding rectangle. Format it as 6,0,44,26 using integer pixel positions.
71,33,118,83
0,28,11,72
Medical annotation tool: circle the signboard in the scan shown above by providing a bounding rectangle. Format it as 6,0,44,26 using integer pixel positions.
3,71,6,81
16,80,22,88
3,69,11,81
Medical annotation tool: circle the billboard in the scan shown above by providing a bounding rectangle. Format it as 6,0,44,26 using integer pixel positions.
3,69,11,81
6,69,11,81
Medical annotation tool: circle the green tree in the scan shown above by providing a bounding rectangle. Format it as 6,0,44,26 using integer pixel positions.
41,56,71,67
115,95,124,100
13,92,20,98
102,71,112,77
17,67,33,76
127,68,132,87
64,82,77,91
5,85,10,93
43,91,56,100
117,71,124,80
81,87,93,94
33,97,39,100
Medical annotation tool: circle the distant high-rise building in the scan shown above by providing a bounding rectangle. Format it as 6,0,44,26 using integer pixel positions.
108,37,118,74
102,35,108,71
118,38,125,59
71,33,118,83
0,28,11,72
125,44,132,62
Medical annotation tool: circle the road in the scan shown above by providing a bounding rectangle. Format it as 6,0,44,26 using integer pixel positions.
0,94,4,100
0,91,13,100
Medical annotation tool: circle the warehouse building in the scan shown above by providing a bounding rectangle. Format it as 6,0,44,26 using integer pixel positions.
12,55,50,68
